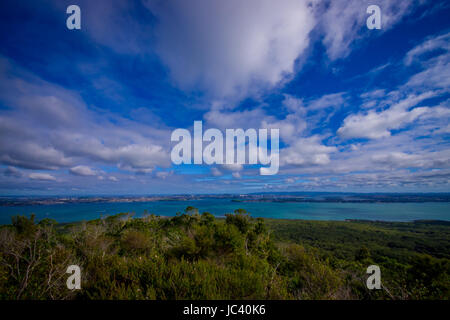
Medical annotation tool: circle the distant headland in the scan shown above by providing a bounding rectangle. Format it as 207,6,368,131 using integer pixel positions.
1,192,449,207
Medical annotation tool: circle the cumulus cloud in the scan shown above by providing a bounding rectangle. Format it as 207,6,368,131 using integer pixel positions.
282,136,337,167
289,129,450,178
47,0,426,108
47,0,425,103
146,0,317,99
338,32,450,144
204,105,305,146
338,92,436,139
204,92,346,145
203,93,343,173
1,1,448,193
48,0,425,106
0,139,72,170
0,58,171,175
69,165,97,176
75,0,424,101
29,173,57,181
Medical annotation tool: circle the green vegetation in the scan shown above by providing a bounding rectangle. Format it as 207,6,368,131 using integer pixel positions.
0,209,449,300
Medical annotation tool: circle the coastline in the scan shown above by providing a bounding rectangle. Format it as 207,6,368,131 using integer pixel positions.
1,199,450,225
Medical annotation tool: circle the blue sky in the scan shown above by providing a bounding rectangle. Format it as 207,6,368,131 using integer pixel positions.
0,0,449,195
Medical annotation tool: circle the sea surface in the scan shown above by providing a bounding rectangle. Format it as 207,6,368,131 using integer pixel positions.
0,199,450,224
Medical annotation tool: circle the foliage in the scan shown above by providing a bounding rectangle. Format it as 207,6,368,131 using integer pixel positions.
0,210,449,300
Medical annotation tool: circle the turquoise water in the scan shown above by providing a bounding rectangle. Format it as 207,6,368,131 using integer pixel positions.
0,199,449,224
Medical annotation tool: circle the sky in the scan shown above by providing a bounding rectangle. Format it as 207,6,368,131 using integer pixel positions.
0,0,449,195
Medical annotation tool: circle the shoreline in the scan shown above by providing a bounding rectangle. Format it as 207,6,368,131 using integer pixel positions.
1,198,449,225
1,193,450,207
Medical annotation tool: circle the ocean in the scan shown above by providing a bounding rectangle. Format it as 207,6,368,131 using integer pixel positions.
0,199,449,224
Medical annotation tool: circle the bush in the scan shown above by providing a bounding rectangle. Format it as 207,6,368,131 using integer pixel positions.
1,211,448,300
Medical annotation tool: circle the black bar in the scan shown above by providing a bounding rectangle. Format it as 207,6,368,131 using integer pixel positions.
1,300,448,319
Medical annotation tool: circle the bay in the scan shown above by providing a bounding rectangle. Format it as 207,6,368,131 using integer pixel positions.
0,199,449,224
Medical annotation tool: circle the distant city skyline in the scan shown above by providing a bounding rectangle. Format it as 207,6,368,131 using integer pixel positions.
0,0,449,195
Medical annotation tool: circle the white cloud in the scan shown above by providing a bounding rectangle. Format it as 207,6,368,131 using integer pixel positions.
306,92,346,110
404,32,450,65
403,32,450,91
204,92,346,146
50,0,425,106
319,0,422,60
371,152,425,168
222,163,243,172
211,167,222,177
69,165,97,176
360,89,385,100
204,108,271,131
156,171,173,179
338,92,436,139
405,56,450,90
0,135,72,170
0,58,171,174
29,173,57,181
232,171,241,179
282,136,337,167
1,2,448,193
51,0,154,55
146,0,316,99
